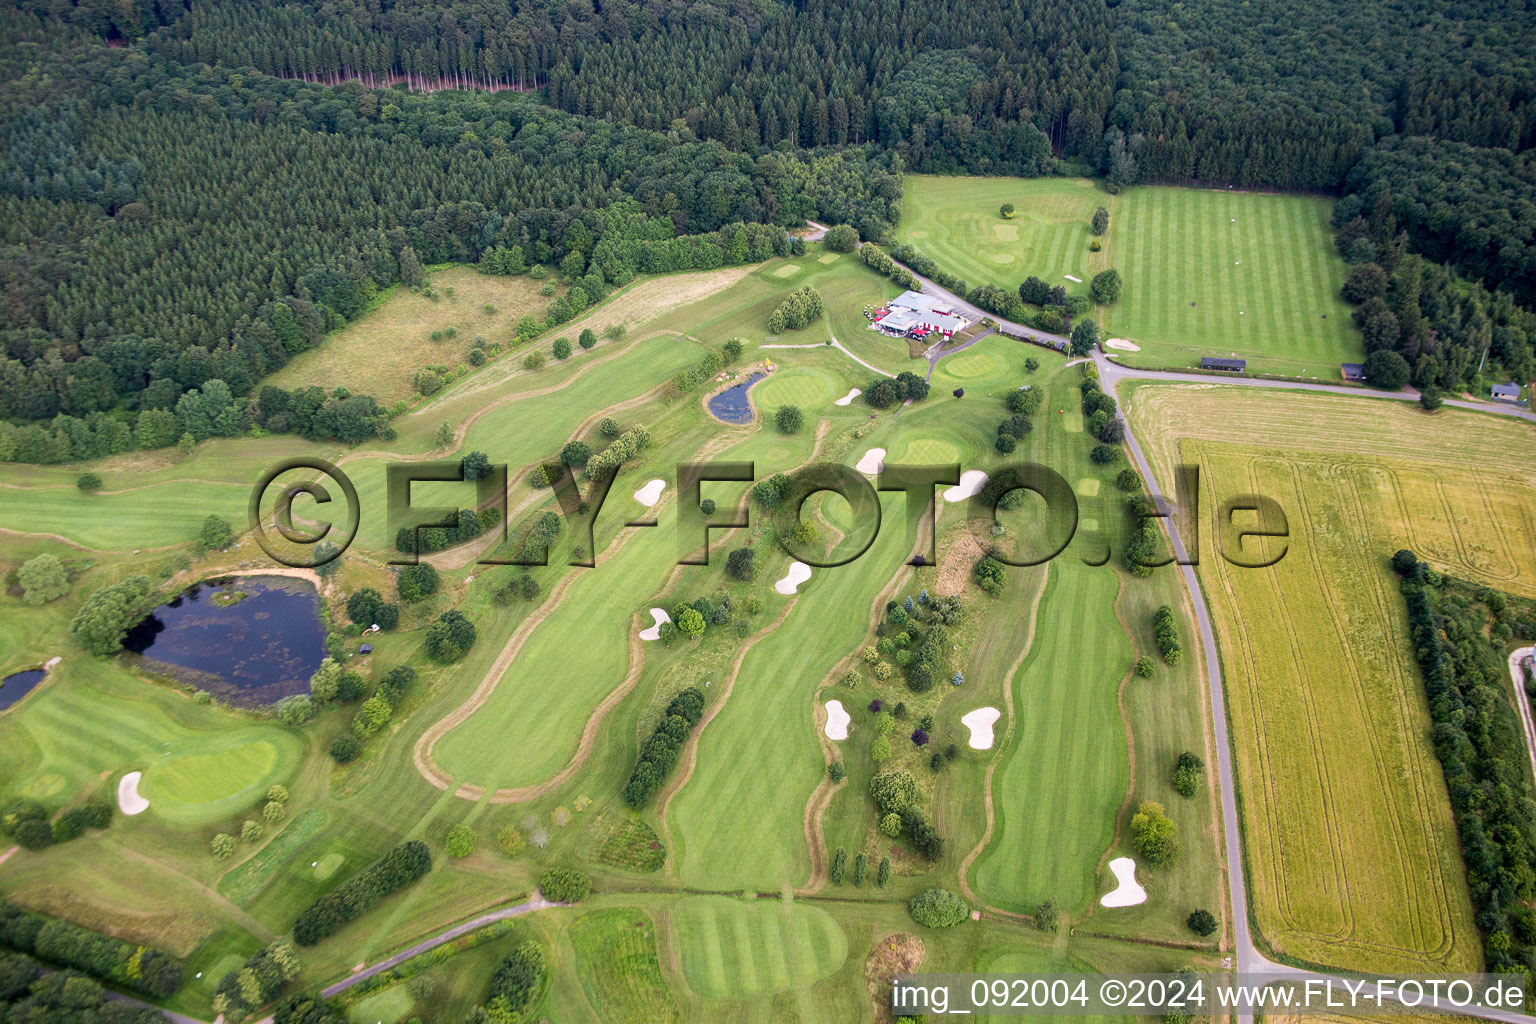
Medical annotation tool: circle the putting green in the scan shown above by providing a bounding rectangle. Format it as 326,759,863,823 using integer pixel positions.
771,264,802,278
19,771,65,801
349,985,414,1024
941,350,999,380
313,852,345,881
1079,518,1100,532
1076,478,1101,496
816,253,840,264
992,253,1016,264
139,730,301,826
672,896,847,999
895,437,962,465
992,224,1020,241
751,367,836,410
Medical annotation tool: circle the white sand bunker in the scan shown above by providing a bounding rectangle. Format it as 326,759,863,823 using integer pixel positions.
944,470,989,503
633,479,666,507
638,608,671,641
1101,857,1147,907
824,700,850,740
1064,274,1083,283
775,561,812,595
855,448,886,474
1104,338,1140,352
117,771,149,816
961,707,1001,750
835,388,862,406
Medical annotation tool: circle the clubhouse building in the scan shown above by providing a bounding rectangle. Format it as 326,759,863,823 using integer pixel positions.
868,290,971,342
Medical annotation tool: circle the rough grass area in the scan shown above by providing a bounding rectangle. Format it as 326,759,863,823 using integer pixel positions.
1109,187,1362,375
266,266,556,405
1125,382,1534,971
569,909,680,1023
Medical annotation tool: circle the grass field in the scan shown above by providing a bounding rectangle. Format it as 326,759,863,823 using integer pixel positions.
568,908,680,1022
898,176,1111,296
1109,187,1361,375
267,266,558,406
669,895,847,1000
1125,383,1536,971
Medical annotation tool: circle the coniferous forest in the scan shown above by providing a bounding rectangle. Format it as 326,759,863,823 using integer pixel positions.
0,0,1533,461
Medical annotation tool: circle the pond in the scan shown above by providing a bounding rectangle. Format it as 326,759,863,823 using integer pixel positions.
123,576,327,705
707,371,766,424
0,670,45,711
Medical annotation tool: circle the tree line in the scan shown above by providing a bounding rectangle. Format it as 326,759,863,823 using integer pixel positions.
0,898,184,998
291,839,432,946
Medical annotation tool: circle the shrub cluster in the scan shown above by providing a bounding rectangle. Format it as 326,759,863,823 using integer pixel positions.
767,286,825,332
345,588,399,631
424,610,477,663
293,841,432,946
622,688,706,806
908,889,969,928
487,940,546,1018
1122,496,1168,578
393,506,499,555
859,244,919,290
538,867,592,903
0,951,166,1023
0,898,184,998
889,244,966,295
669,349,725,394
586,425,652,476
1,798,111,850
974,556,1007,596
212,939,302,1021
864,371,929,409
1153,605,1182,664
339,666,417,756
1172,751,1204,797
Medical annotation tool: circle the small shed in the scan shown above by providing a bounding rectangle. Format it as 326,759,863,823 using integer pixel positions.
1491,382,1522,402
359,643,373,655
1341,363,1364,382
1201,357,1247,373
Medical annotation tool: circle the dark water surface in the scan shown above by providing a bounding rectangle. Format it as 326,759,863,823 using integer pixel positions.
123,576,326,705
0,670,45,710
707,372,766,424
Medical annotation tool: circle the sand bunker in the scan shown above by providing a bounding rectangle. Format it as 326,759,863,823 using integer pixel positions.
1101,857,1147,907
633,479,666,507
961,707,1001,750
943,470,989,502
1104,338,1140,352
1064,274,1083,283
824,700,850,740
117,771,149,816
835,388,863,406
639,608,671,641
855,448,886,475
775,562,812,595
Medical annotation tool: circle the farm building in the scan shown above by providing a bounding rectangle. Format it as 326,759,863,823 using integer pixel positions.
1201,357,1247,372
1341,363,1364,382
870,290,971,341
1490,382,1523,402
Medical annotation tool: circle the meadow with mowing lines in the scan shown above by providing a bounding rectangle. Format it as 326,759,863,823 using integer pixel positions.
669,895,848,1000
1108,187,1361,375
1125,383,1536,971
898,176,1113,295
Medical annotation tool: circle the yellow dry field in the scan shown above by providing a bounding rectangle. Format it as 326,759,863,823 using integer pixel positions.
266,267,555,405
1128,383,1536,973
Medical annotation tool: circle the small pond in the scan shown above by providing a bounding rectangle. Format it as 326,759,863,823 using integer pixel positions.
707,371,766,424
123,576,326,705
0,670,45,711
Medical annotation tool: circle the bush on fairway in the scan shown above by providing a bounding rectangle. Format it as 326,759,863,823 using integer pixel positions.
767,286,824,332
726,546,758,581
622,688,706,806
488,941,546,1017
293,840,431,946
396,562,439,602
17,554,68,606
1130,801,1178,866
345,587,398,631
424,610,477,662
445,824,476,858
1172,752,1205,797
539,867,591,903
775,404,804,433
1188,909,1218,937
1090,268,1121,304
69,575,152,655
1153,605,1182,664
870,769,918,814
1036,897,1060,932
909,889,969,928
